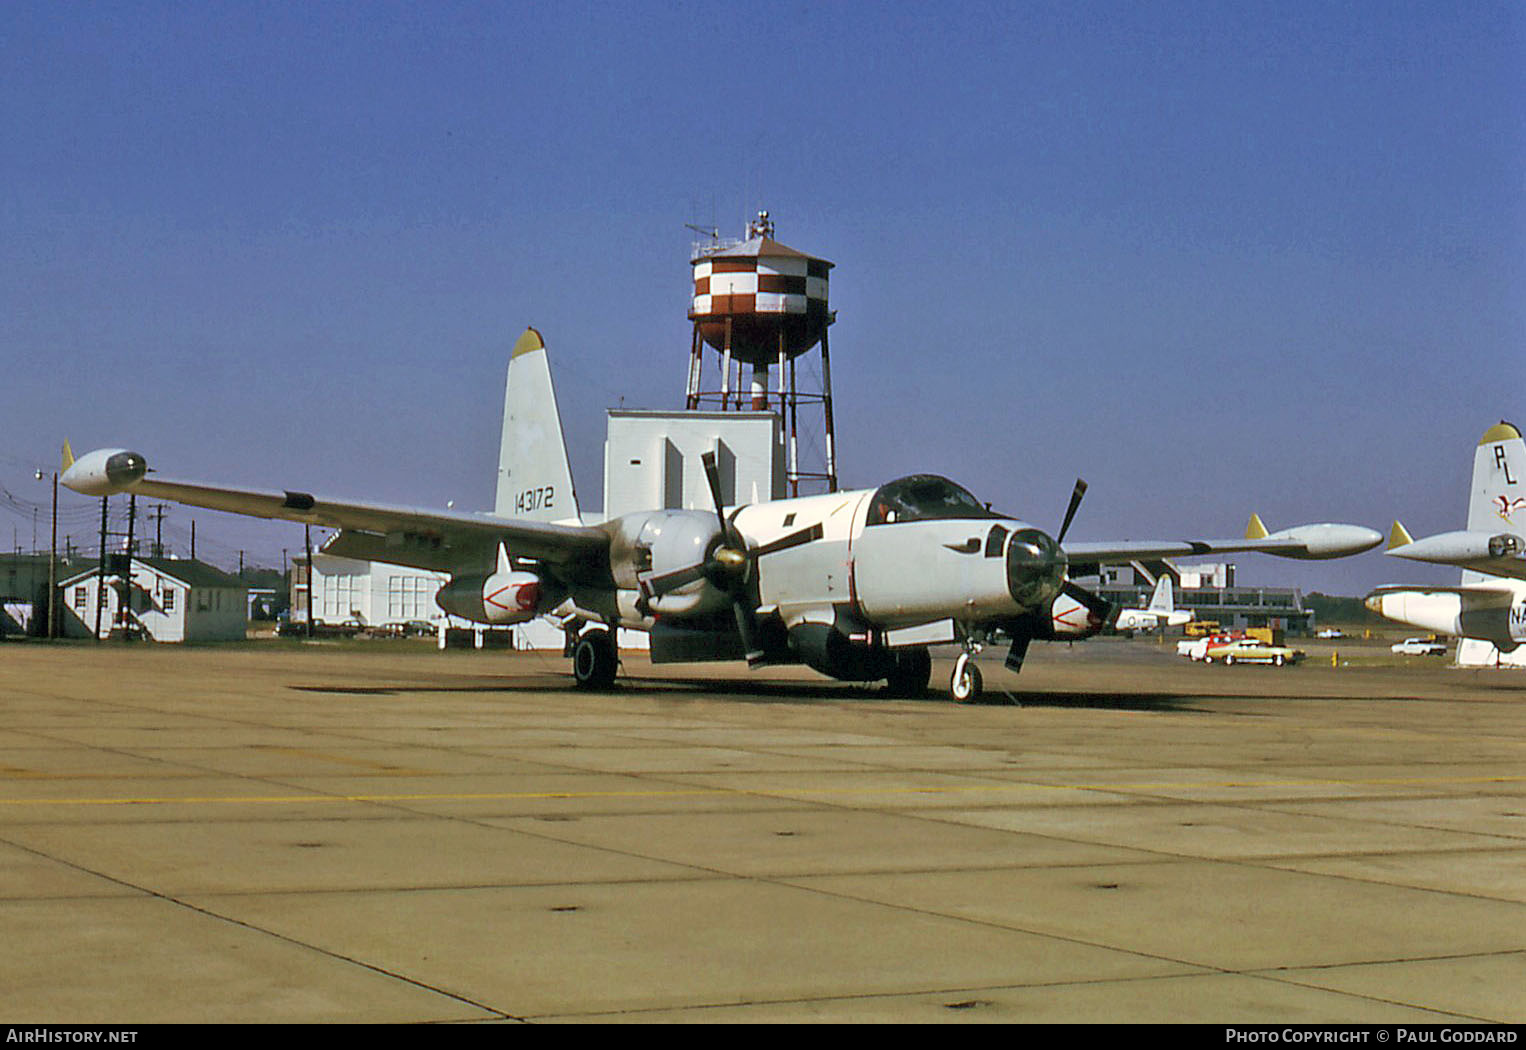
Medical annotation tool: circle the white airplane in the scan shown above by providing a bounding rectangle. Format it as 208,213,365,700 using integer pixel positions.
1113,575,1192,631
62,328,1382,701
1364,421,1526,662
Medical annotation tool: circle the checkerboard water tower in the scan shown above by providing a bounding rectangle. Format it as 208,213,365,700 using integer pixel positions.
685,211,838,495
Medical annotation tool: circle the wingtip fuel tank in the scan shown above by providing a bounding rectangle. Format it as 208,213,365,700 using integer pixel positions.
60,448,148,497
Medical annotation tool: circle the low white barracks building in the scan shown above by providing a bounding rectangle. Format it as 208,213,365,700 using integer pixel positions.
59,557,248,642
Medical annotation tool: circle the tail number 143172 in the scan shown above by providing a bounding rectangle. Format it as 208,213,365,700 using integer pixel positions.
515,486,555,514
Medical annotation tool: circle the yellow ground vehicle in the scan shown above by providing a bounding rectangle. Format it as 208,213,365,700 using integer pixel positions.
1184,620,1221,637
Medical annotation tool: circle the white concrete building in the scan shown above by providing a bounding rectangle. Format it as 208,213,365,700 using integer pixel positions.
59,558,248,642
297,553,450,631
603,410,786,519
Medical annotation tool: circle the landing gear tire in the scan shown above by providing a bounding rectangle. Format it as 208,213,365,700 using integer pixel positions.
571,629,618,689
884,648,932,698
950,653,983,704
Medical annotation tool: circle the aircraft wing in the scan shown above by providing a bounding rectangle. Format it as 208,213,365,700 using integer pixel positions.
60,448,612,578
1382,523,1526,583
1064,517,1382,566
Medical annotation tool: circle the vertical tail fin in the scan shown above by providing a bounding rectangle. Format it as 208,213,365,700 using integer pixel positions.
1463,422,1524,590
1147,575,1174,613
1467,422,1525,533
495,328,581,524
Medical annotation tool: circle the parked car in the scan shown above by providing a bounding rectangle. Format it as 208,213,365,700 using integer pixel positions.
1391,637,1447,656
1178,632,1245,661
1202,638,1305,666
1315,628,1346,639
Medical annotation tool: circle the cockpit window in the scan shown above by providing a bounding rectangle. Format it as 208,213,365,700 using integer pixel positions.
866,475,1001,526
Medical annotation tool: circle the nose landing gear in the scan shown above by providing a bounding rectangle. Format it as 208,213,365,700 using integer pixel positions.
951,644,984,703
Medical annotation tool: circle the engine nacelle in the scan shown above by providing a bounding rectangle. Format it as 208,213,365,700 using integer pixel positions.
1030,590,1111,640
631,510,734,618
1365,589,1526,651
435,569,552,625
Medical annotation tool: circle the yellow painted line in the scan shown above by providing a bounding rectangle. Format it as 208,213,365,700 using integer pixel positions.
250,745,434,775
0,774,1521,809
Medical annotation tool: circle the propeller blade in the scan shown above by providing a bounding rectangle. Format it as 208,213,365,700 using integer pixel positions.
700,450,729,534
1057,478,1088,545
732,601,766,666
1005,632,1032,673
1062,579,1113,619
748,522,823,559
643,562,710,597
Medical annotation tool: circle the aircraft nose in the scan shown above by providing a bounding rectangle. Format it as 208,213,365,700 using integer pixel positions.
1006,528,1067,610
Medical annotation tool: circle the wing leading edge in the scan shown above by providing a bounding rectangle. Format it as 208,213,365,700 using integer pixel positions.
60,448,611,578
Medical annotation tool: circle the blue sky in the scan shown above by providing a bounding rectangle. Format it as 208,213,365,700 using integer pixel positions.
3,1,1522,592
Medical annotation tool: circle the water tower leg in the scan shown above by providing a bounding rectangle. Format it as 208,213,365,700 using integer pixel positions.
685,323,703,409
821,328,838,492
788,357,800,496
776,334,786,413
720,317,733,410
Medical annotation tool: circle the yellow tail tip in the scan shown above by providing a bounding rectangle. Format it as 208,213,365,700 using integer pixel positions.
511,326,545,359
1244,513,1268,540
61,439,74,471
1387,520,1414,550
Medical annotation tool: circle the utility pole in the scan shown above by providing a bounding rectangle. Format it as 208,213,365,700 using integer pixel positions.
49,470,57,638
35,467,58,639
303,525,314,639
120,495,137,638
146,503,168,557
94,497,108,641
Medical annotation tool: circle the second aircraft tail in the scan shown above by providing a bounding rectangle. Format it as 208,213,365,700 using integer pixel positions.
1464,422,1525,585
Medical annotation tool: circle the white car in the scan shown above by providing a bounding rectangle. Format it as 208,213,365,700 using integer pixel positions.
1315,628,1345,639
1391,637,1447,656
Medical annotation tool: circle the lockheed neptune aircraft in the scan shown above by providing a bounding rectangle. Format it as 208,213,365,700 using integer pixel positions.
63,328,1381,701
1364,421,1526,662
1113,575,1192,632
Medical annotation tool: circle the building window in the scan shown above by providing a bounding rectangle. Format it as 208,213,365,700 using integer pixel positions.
387,574,439,620
74,587,87,610
163,589,175,613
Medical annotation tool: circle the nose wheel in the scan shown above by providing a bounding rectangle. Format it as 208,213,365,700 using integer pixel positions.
950,650,984,703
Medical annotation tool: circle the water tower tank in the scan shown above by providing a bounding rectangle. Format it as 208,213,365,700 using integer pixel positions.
689,216,833,367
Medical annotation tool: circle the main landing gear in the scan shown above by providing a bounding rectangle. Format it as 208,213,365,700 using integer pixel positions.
570,628,619,689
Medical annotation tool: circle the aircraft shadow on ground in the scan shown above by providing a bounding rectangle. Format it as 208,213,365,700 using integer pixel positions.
288,677,1218,712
